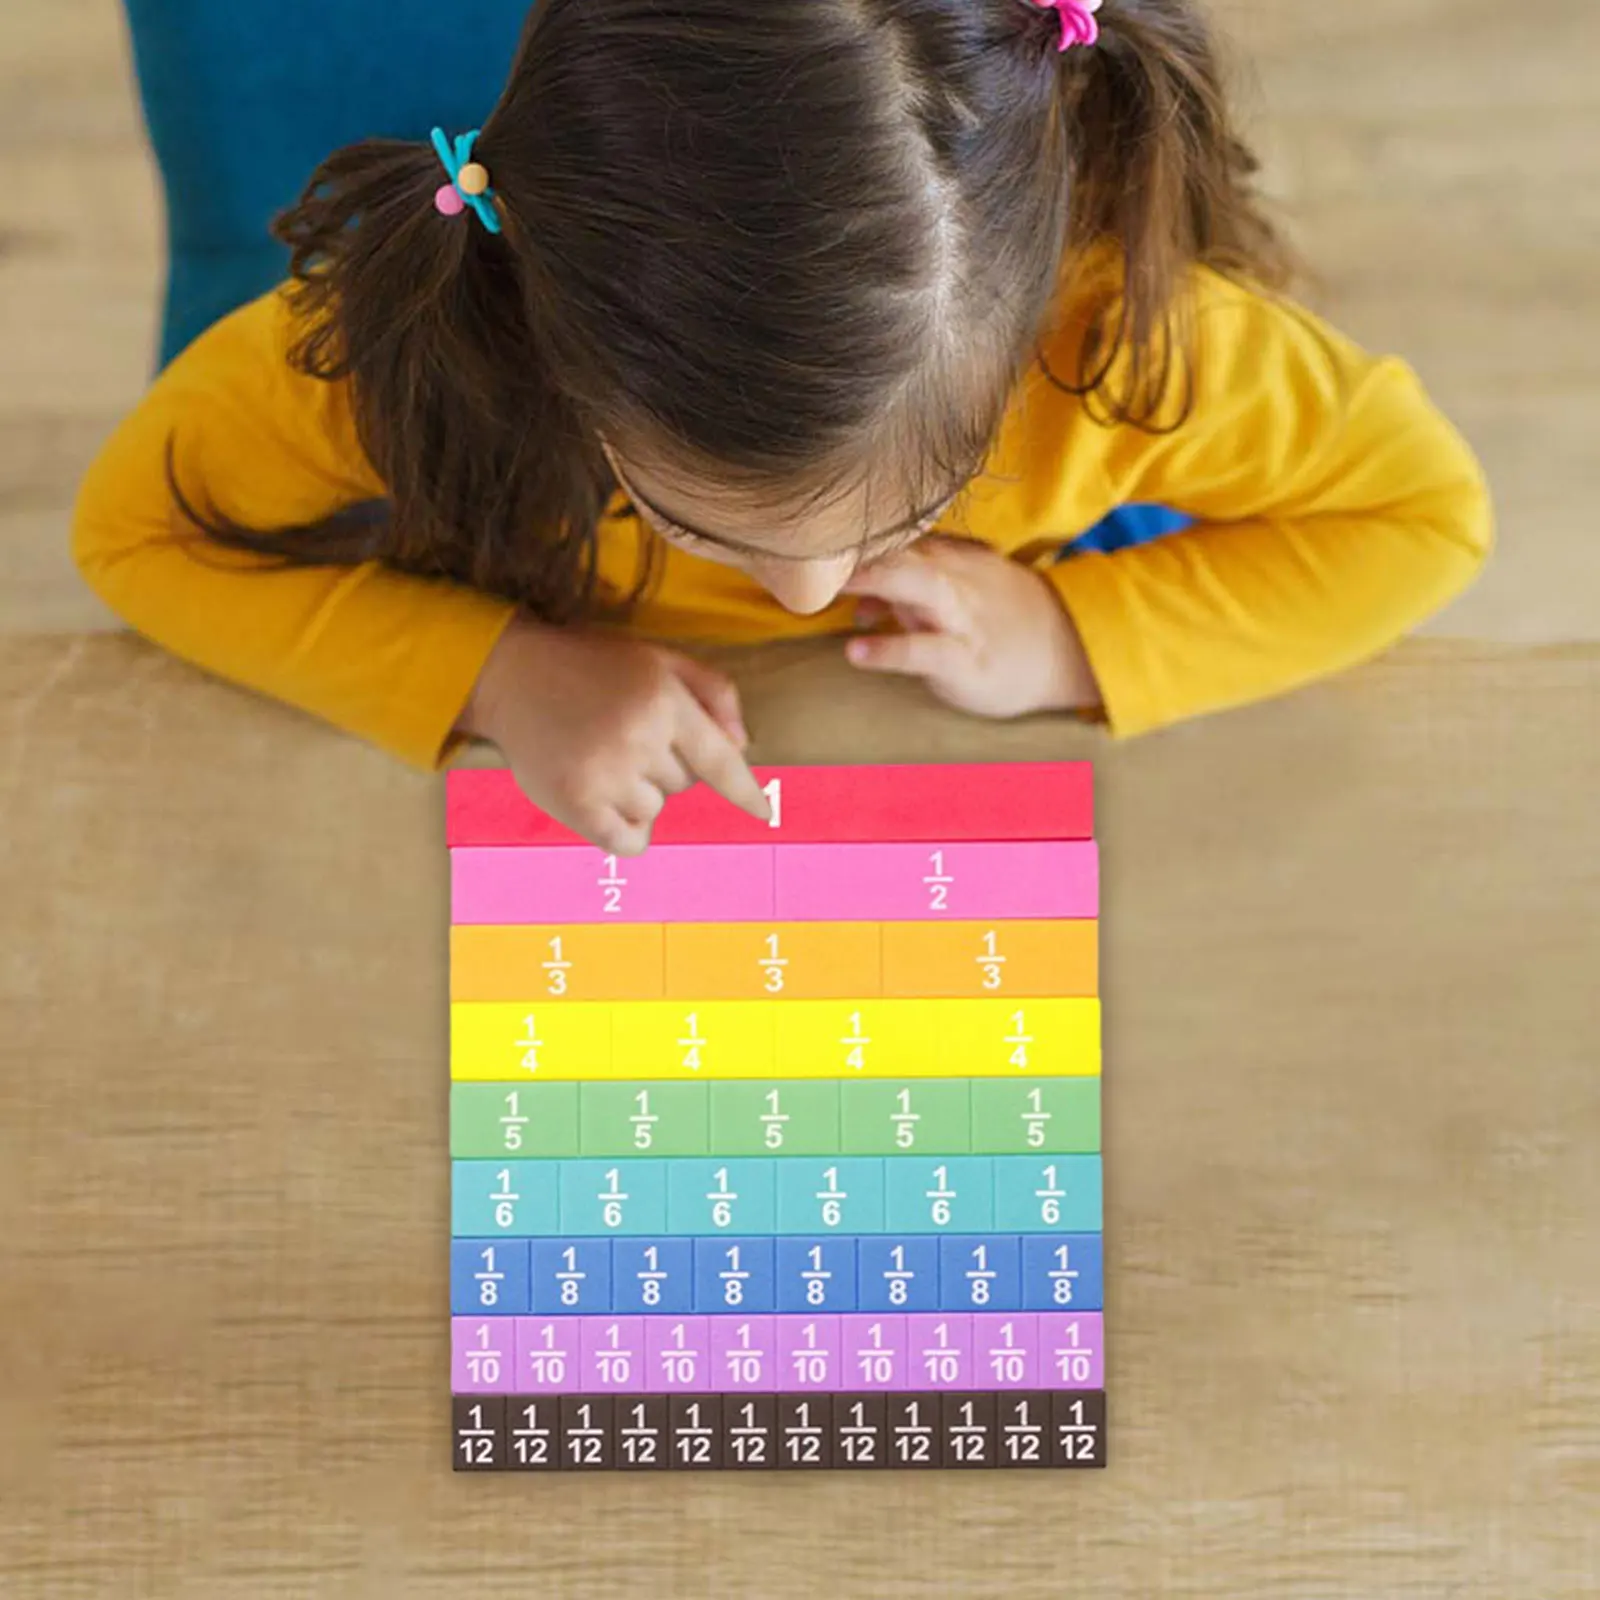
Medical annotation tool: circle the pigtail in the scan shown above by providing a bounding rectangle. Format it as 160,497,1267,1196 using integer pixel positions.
1030,0,1295,426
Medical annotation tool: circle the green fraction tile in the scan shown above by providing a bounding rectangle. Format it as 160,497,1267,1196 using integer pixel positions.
579,1082,710,1157
838,1080,971,1155
708,1080,841,1156
970,1079,1101,1155
450,1082,580,1158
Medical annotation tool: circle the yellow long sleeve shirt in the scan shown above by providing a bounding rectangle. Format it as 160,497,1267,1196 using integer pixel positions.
72,266,1492,769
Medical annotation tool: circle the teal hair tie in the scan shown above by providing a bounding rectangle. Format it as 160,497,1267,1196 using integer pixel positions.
430,126,502,235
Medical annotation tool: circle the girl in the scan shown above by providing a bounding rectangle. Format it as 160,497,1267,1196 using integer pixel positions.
75,0,1491,854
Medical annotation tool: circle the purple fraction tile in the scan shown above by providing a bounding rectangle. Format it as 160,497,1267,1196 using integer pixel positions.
452,1318,515,1394
777,1316,842,1393
972,1314,1039,1390
939,1393,998,1469
832,1394,887,1469
995,1393,1052,1468
722,1394,778,1470
513,1317,581,1394
710,1317,777,1391
905,1314,974,1391
452,1395,506,1471
645,1317,713,1393
560,1395,614,1470
777,1396,833,1469
669,1396,723,1469
505,1396,562,1471
885,1395,940,1469
840,1315,908,1391
1038,1313,1104,1390
615,1395,671,1471
1051,1390,1107,1468
580,1317,648,1393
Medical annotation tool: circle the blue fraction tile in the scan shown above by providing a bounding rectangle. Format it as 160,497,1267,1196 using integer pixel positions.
774,1159,885,1235
450,1238,531,1315
992,1156,1103,1233
611,1238,695,1314
938,1235,1024,1312
451,1160,561,1237
531,1238,613,1314
558,1159,669,1236
882,1156,994,1234
693,1236,777,1314
775,1237,858,1313
665,1159,778,1236
1021,1233,1104,1311
857,1237,941,1313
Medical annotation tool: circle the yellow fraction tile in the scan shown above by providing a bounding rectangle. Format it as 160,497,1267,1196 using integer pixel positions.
931,998,1101,1076
610,1001,777,1080
664,922,882,999
450,1002,613,1080
880,919,1098,999
772,999,937,1077
449,925,665,1002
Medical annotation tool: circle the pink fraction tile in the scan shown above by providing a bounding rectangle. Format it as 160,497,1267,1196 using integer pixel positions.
773,842,1099,922
513,1318,581,1394
710,1317,778,1390
451,1317,515,1394
1038,1313,1104,1389
904,1315,975,1391
450,845,774,924
645,1317,713,1393
579,1317,648,1393
839,1315,909,1390
776,1317,843,1392
971,1314,1040,1390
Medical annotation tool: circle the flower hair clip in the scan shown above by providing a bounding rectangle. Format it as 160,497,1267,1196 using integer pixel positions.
1035,0,1103,52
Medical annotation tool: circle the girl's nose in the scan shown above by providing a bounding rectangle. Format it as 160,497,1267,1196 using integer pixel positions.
748,554,858,616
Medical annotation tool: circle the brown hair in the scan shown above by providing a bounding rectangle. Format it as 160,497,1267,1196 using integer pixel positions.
179,0,1291,620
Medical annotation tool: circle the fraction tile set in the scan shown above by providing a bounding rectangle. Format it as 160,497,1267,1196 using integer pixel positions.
447,763,1106,1471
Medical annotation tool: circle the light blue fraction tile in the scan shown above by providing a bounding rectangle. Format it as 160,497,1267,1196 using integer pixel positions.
938,1234,1023,1312
693,1236,776,1314
530,1238,613,1314
775,1237,858,1312
1021,1233,1104,1311
664,1159,778,1235
557,1159,669,1236
882,1156,994,1234
451,1160,560,1237
450,1238,531,1315
774,1158,885,1235
611,1238,694,1313
992,1156,1102,1233
856,1237,940,1313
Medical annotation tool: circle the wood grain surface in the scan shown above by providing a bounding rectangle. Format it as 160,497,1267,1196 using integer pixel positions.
1,634,1596,1597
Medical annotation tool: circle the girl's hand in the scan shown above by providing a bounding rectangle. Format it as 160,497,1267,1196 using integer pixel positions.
843,538,1101,718
459,618,770,854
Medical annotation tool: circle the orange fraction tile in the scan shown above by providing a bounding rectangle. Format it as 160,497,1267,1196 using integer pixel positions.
664,922,882,999
450,924,665,1002
881,920,1098,999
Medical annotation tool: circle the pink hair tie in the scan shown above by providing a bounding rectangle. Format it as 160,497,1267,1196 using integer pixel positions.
1039,0,1103,51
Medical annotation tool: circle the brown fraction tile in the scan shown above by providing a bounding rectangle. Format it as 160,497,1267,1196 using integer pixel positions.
505,1395,562,1472
995,1392,1051,1468
723,1394,778,1470
776,1395,832,1469
884,1395,940,1469
452,1395,506,1472
669,1395,723,1470
615,1395,670,1471
1050,1389,1107,1469
560,1395,615,1471
831,1394,886,1470
939,1393,997,1469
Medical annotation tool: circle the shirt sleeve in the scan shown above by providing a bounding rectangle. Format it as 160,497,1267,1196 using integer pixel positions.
71,290,516,769
1040,271,1494,736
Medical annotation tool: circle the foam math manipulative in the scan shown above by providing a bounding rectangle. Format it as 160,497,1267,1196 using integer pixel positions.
447,764,1106,1472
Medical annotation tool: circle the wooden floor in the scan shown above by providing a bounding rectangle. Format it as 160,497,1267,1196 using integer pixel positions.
1,2,1598,1596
